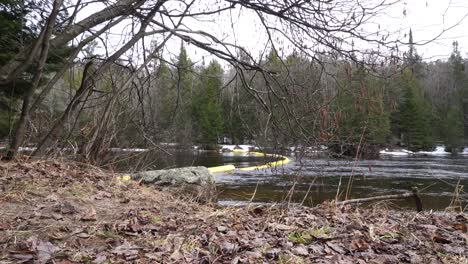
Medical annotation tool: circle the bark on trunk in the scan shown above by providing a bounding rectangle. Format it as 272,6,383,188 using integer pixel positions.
4,0,64,160
32,4,164,157
0,0,146,85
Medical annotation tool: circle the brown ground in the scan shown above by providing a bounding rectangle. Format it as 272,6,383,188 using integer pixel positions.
0,159,467,264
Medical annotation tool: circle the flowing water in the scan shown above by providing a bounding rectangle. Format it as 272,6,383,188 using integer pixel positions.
114,150,468,210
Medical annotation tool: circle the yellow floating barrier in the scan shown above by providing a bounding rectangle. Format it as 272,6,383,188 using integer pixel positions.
208,165,236,173
239,155,290,171
249,151,265,156
232,148,248,153
208,151,290,173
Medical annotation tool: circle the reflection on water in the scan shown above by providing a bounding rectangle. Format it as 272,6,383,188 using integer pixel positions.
113,150,467,210
110,150,271,171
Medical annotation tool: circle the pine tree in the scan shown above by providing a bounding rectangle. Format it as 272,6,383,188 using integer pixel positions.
172,44,194,144
442,41,467,151
193,60,224,145
335,66,390,155
155,61,175,131
392,30,434,151
398,70,433,151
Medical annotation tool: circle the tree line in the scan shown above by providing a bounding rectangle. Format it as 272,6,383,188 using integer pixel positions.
1,0,467,163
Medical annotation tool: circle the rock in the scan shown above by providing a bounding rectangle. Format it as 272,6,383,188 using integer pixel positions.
132,167,216,202
133,166,215,185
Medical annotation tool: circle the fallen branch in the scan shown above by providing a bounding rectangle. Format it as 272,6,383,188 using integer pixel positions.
337,187,422,212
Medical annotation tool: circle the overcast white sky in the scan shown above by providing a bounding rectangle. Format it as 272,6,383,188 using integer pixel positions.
76,0,468,65
175,0,468,64
395,0,468,60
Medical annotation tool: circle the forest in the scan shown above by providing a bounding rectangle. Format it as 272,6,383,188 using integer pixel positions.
1,0,467,161
1,1,467,263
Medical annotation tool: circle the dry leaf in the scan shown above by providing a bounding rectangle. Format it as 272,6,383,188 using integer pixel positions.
452,223,467,233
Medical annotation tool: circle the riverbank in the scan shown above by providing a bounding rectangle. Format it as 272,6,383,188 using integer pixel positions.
1,159,467,263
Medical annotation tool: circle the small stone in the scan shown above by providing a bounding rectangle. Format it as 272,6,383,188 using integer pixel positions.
217,225,227,232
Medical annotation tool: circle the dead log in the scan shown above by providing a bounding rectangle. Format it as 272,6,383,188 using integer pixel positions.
337,187,422,212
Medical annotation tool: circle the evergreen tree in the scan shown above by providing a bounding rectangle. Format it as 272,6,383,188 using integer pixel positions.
334,66,390,155
155,61,175,131
391,30,434,151
443,103,464,152
0,0,36,138
443,41,467,151
173,44,194,144
398,70,433,151
193,60,224,145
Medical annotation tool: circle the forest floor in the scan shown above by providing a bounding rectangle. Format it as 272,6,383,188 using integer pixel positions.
0,159,467,264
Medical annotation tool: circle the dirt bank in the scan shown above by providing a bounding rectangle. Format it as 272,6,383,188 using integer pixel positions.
0,159,467,263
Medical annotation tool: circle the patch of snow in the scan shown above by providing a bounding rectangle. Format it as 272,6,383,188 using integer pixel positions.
417,145,450,156
379,148,413,156
289,145,328,153
160,142,179,146
220,144,258,152
19,147,37,152
459,147,468,155
381,145,454,156
109,148,148,152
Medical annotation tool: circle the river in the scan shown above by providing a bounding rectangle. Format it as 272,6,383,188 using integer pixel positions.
113,150,468,210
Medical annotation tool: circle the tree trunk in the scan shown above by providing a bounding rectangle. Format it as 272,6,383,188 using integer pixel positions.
32,4,164,157
4,0,63,160
0,0,144,85
32,60,95,157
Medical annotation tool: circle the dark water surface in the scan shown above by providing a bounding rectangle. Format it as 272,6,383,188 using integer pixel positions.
115,150,468,210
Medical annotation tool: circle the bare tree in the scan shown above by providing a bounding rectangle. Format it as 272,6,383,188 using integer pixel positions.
1,0,404,159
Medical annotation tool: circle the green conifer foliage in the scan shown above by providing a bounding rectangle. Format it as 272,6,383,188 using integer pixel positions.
335,67,390,155
398,70,433,151
173,44,194,144
193,61,224,145
442,41,467,151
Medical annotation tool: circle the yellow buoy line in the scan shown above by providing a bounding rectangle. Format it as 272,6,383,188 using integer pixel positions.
207,151,291,173
117,150,291,181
